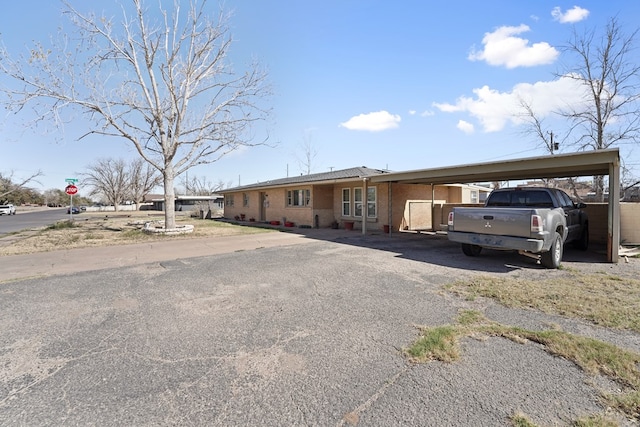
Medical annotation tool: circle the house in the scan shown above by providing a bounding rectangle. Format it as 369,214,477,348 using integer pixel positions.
150,194,224,212
219,167,490,231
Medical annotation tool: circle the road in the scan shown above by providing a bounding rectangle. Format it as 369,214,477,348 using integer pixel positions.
0,207,67,235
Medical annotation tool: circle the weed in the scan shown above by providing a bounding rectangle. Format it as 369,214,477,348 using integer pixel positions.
46,220,76,230
405,325,460,362
457,309,485,326
574,414,620,427
510,412,537,427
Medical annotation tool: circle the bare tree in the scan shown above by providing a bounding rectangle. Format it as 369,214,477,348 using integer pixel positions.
559,17,640,201
179,174,227,196
295,130,318,175
81,158,129,210
43,188,66,207
0,170,43,201
517,100,566,156
0,0,270,229
128,158,161,210
517,99,593,199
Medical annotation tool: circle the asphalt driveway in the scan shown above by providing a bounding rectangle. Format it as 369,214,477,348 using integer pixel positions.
1,231,639,426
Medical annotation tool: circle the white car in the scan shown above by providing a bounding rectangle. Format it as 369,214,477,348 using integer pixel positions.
0,204,16,215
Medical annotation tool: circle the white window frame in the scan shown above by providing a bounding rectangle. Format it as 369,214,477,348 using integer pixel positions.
470,190,478,204
286,189,311,207
243,193,249,207
367,186,377,218
354,187,363,217
342,188,351,216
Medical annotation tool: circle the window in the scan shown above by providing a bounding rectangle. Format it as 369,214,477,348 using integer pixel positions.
342,188,350,216
367,187,377,218
243,193,249,207
225,195,234,207
354,188,363,217
344,186,377,218
287,189,311,207
470,190,478,204
556,190,575,208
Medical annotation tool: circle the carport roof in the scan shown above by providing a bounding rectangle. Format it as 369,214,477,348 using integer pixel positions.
370,148,620,185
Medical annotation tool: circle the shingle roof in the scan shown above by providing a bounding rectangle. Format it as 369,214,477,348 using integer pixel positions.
220,166,389,192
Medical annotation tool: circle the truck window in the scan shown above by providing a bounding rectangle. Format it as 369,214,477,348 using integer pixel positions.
525,191,553,207
485,191,510,206
556,190,575,208
486,190,554,207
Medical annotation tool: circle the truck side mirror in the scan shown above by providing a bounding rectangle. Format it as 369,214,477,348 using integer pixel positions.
575,202,587,209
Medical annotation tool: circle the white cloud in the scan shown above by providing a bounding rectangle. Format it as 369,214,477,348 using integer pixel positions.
339,110,401,132
433,75,589,133
408,110,416,115
468,24,559,68
420,110,435,117
551,6,589,23
457,120,475,134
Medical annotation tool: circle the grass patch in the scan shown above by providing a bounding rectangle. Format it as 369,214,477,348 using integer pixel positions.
46,220,77,230
574,414,620,427
406,311,640,421
0,214,273,255
446,272,640,332
510,412,537,427
405,325,460,362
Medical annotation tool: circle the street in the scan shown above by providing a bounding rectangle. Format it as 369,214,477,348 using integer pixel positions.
0,208,67,236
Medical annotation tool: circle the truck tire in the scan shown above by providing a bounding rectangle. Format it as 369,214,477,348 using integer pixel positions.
541,232,563,269
461,243,482,257
575,225,589,251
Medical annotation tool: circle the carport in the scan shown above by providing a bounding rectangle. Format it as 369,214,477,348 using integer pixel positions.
370,148,621,263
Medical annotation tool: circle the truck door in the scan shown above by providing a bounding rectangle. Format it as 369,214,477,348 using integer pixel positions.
557,190,580,241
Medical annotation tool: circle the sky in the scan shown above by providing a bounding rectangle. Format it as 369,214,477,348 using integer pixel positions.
1,1,640,194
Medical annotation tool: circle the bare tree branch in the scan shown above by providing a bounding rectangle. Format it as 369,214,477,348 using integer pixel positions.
557,17,640,200
0,170,43,200
0,0,271,228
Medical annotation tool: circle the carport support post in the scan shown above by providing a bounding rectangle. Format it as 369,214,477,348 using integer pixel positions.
431,184,435,232
362,178,368,235
387,182,392,235
608,159,620,263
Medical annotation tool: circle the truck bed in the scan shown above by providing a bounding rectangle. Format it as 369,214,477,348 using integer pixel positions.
449,207,540,238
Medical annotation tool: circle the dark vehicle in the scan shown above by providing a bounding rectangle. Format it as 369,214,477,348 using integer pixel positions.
447,187,589,268
67,206,81,214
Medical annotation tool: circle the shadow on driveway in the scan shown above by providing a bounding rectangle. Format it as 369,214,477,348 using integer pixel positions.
221,219,609,274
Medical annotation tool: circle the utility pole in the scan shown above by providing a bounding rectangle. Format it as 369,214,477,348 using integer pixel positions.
549,131,559,154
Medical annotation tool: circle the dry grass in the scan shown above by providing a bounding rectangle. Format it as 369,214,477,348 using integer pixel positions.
0,212,272,256
445,272,640,332
406,310,640,422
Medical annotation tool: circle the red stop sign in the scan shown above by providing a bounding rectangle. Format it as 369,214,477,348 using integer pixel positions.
65,184,78,195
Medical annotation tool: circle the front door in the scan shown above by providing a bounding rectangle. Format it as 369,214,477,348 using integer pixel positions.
259,192,267,221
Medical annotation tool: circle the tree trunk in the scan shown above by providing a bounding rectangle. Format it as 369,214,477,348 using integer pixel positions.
163,166,177,230
594,175,605,202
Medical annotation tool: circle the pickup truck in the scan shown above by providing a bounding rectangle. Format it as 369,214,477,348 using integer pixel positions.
447,187,588,268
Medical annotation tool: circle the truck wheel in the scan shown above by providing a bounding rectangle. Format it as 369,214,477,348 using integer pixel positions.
541,232,563,269
461,244,482,257
575,226,589,251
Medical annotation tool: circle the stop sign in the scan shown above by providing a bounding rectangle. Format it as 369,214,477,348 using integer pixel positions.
65,184,78,195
